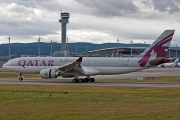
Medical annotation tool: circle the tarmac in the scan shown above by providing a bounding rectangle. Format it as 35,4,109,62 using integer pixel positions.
0,67,180,87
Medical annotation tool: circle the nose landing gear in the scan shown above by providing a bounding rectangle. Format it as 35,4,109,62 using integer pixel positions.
18,73,24,81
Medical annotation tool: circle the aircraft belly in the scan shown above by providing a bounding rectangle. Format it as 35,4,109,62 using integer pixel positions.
81,67,101,75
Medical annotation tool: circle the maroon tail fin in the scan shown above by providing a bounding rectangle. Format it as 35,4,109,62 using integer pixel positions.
137,30,175,67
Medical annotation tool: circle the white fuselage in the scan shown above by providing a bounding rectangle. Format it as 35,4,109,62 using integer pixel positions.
3,57,149,76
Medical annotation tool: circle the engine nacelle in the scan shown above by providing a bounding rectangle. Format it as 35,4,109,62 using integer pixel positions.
40,69,60,79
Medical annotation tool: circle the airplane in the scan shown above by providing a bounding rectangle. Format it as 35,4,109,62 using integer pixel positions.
157,58,179,68
2,30,175,83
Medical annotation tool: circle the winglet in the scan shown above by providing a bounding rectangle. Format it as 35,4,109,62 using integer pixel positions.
76,57,83,62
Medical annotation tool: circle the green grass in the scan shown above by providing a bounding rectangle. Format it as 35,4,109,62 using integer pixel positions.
0,85,180,120
0,69,40,78
0,73,40,78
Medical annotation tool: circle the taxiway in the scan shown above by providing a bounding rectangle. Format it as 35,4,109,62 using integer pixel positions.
0,68,180,87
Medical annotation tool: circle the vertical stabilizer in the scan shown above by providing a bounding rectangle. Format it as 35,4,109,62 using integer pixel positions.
137,30,175,67
172,58,179,67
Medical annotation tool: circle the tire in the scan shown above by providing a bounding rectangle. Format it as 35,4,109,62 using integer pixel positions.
84,78,89,82
72,79,77,83
90,78,95,82
78,78,84,83
19,77,23,81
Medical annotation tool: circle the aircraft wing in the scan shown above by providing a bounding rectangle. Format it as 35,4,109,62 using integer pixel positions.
57,57,83,73
54,57,101,75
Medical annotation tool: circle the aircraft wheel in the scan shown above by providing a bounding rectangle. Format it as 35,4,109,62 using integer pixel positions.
19,77,23,81
72,79,78,83
90,78,95,82
78,78,84,83
18,73,23,81
84,78,89,82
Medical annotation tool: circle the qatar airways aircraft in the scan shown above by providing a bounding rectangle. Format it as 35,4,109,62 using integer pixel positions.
2,30,175,83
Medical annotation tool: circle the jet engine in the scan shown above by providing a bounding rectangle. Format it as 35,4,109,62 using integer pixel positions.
40,69,60,79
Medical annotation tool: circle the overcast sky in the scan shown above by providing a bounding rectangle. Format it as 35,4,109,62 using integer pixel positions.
0,0,180,46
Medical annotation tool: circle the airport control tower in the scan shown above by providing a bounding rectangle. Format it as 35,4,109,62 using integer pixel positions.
59,12,70,52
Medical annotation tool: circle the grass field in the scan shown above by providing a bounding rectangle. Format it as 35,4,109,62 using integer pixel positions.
0,68,40,78
0,85,180,120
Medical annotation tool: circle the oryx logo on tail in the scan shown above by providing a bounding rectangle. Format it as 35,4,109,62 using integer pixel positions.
137,30,175,67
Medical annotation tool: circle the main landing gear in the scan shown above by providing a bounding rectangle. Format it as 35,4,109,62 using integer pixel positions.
72,77,95,83
18,73,24,81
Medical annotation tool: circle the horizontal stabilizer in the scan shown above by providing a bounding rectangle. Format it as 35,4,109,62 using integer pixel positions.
148,58,164,65
148,57,170,66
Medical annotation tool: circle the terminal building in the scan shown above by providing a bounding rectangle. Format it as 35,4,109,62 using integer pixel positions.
73,47,180,58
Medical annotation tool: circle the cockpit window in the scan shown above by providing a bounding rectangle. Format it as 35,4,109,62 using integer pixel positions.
5,59,15,66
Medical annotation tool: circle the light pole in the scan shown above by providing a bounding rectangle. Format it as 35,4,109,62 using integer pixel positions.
117,39,119,57
169,48,170,58
86,43,88,57
38,36,41,56
131,40,133,56
76,42,77,54
144,41,146,51
176,44,177,57
51,40,52,56
8,36,11,59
